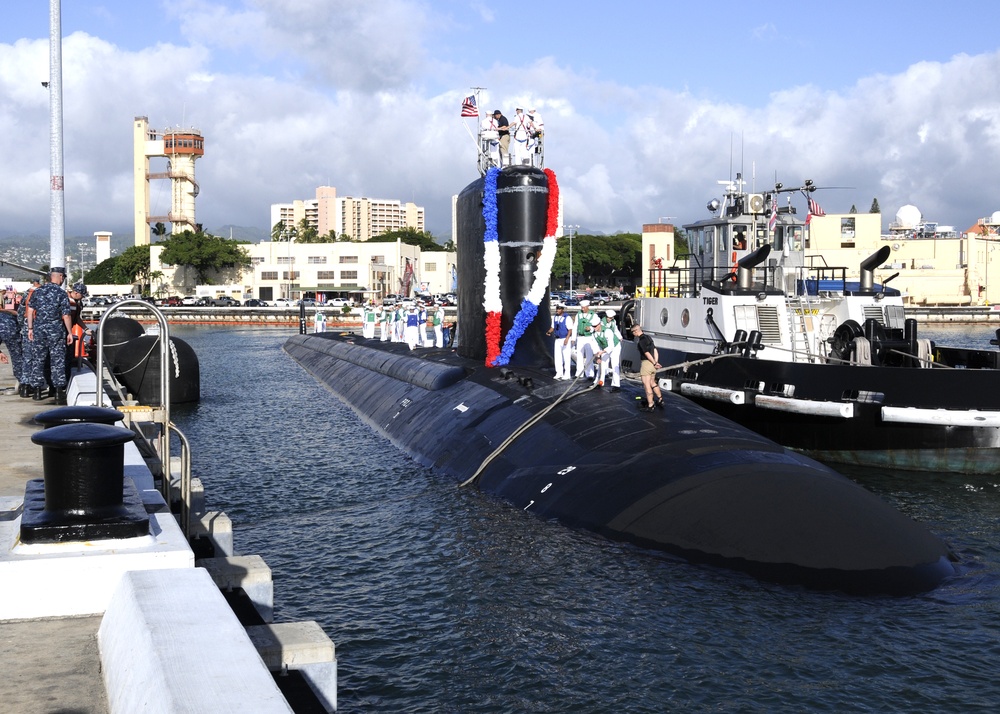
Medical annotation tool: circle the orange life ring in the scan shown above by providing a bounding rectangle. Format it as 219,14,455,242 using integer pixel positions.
730,252,738,282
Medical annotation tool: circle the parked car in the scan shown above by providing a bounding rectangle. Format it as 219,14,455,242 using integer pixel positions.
181,296,201,306
298,298,317,308
382,294,401,306
243,298,270,307
209,296,239,307
156,295,182,307
589,290,615,305
273,298,294,307
327,298,353,308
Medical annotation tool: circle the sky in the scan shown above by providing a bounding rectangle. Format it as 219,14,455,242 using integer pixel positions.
3,0,1000,244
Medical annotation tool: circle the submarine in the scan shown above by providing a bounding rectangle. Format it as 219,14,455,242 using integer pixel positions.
284,165,956,595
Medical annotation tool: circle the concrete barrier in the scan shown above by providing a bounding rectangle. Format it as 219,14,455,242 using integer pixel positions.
99,568,293,713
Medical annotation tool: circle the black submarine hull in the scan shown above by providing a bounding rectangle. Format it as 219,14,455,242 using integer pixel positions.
284,332,953,594
283,166,954,594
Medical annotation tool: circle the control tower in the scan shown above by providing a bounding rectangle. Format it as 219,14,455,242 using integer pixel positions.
133,116,205,246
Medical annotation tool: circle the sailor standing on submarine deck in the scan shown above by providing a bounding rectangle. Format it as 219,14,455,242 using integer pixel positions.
546,303,574,379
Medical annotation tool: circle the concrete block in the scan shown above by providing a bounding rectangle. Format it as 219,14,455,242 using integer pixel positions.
197,554,274,622
190,510,233,556
246,621,337,713
99,568,293,713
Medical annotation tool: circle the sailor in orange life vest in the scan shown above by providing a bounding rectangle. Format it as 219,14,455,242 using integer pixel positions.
631,323,665,411
546,303,574,379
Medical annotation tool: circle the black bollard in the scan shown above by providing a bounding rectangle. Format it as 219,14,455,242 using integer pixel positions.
21,423,150,543
34,405,124,428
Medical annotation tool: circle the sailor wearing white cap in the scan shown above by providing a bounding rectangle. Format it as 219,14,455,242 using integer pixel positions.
546,303,574,379
509,108,534,166
575,300,596,379
595,309,622,391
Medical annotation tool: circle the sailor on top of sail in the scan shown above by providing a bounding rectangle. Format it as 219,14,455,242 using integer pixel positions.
510,108,534,166
481,114,501,167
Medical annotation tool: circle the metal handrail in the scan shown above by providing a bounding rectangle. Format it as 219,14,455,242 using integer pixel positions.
93,300,174,500
169,423,192,537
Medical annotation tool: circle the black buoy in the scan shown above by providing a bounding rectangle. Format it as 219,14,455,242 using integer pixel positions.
21,423,149,543
34,405,124,428
113,334,201,404
100,316,146,367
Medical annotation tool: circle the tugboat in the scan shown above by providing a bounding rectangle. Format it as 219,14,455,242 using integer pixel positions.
620,176,1000,474
284,140,956,593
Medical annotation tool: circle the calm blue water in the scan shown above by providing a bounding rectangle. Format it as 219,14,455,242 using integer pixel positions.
170,324,1000,712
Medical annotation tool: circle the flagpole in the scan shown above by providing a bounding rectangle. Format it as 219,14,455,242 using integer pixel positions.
49,0,66,269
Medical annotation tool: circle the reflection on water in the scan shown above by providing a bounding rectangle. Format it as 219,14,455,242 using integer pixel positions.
170,325,1000,713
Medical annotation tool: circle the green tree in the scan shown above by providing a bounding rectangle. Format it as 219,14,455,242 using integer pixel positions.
552,232,641,287
85,256,119,284
870,198,881,214
152,222,167,238
158,230,253,284
369,227,443,251
271,221,288,242
849,204,858,214
112,245,152,288
295,218,320,243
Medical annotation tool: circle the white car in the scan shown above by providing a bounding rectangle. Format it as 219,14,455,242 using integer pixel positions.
327,298,353,308
273,298,294,307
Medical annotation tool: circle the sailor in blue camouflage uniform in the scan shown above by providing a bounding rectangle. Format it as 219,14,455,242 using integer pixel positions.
0,288,24,391
17,278,41,398
25,267,73,403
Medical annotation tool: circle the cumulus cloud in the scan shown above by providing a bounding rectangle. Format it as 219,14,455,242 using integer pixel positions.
2,4,1000,243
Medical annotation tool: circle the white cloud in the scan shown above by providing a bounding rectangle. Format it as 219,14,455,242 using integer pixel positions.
2,8,1000,243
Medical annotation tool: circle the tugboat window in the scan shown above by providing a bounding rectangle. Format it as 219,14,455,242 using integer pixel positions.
681,308,690,328
732,225,748,250
705,226,714,254
659,308,669,326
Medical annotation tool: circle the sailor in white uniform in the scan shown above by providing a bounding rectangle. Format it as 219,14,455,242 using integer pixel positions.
546,304,574,379
509,108,534,166
433,305,445,348
481,115,501,167
574,300,596,379
595,309,622,391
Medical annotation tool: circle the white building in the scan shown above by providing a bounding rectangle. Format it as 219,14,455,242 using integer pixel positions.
150,239,456,302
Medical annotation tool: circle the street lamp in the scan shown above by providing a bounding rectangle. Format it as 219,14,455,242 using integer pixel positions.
563,224,579,294
77,242,86,281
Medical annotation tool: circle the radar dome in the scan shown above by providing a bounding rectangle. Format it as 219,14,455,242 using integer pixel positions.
990,210,1000,225
895,204,921,229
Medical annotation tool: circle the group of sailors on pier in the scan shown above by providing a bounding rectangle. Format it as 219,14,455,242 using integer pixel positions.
548,300,622,391
481,107,544,168
0,267,91,404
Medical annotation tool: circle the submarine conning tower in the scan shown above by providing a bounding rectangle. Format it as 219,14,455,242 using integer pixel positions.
456,165,553,367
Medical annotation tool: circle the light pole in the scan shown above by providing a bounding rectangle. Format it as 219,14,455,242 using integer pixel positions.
563,224,579,294
77,242,86,282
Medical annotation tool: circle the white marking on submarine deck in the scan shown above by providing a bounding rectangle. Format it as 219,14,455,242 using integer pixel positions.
557,466,576,475
524,500,535,510
454,403,469,412
541,483,553,493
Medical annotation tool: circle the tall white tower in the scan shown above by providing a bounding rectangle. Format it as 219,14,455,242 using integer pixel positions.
133,116,205,246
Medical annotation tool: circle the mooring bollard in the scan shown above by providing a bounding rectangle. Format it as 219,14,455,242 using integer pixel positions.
20,423,149,544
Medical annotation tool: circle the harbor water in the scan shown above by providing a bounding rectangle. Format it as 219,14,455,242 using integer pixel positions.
169,324,1000,712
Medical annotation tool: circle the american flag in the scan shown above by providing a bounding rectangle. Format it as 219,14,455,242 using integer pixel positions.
460,95,478,117
768,193,778,232
808,197,826,217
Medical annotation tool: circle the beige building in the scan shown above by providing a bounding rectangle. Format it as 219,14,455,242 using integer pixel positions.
271,187,425,242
